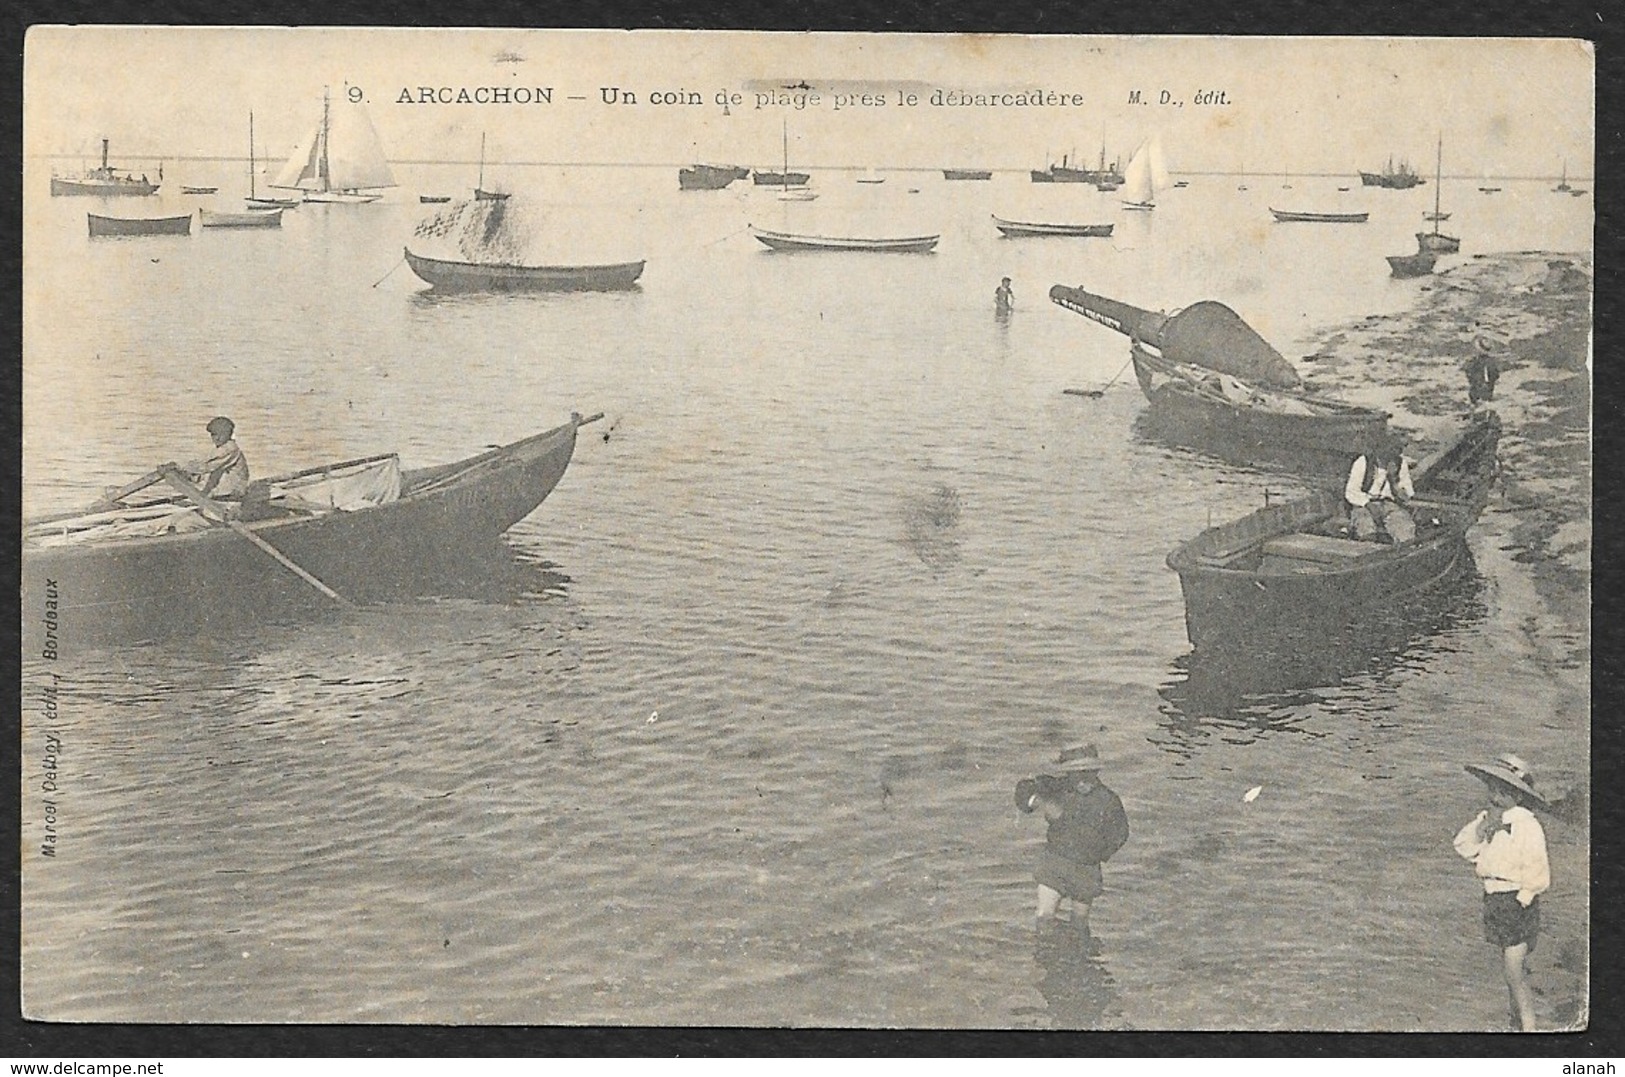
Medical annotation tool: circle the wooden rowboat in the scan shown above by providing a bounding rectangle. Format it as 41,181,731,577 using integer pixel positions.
404,247,645,291
1269,208,1370,223
181,185,219,194
200,208,284,229
87,212,193,237
748,226,939,253
22,416,594,645
1166,412,1500,653
1387,251,1437,278
992,215,1113,238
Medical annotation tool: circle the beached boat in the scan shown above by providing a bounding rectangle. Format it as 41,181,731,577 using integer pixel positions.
943,169,992,181
1359,156,1425,189
87,212,193,237
51,139,161,196
181,185,218,195
1120,138,1169,210
1165,411,1500,652
1387,251,1438,278
403,247,645,291
1269,208,1370,223
749,226,939,253
21,416,595,644
1415,136,1461,254
680,163,749,190
200,208,284,229
991,215,1113,238
271,87,396,203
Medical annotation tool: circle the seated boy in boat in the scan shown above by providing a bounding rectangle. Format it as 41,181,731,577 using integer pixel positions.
1343,434,1415,543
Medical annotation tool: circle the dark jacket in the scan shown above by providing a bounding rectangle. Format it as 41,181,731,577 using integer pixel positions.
1046,781,1130,866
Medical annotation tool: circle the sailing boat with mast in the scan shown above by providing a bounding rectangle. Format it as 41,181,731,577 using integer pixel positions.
240,111,299,210
1415,134,1460,253
1553,160,1572,193
1121,137,1168,210
271,87,396,204
473,133,509,201
200,114,286,228
775,118,816,201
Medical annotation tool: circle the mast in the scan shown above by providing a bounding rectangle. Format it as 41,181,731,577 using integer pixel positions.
1433,133,1442,227
100,138,109,172
479,132,487,189
249,112,256,198
317,88,332,193
782,116,788,191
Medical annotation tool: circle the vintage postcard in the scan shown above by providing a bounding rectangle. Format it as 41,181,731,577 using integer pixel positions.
20,29,1592,1031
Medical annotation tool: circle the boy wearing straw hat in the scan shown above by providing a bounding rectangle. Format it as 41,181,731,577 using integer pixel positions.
1015,744,1129,936
1453,753,1551,1031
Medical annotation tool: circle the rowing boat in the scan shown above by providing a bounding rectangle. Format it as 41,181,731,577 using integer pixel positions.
200,208,284,229
403,247,645,291
1387,251,1437,278
87,212,193,237
1166,411,1500,653
992,215,1113,238
22,416,593,645
749,226,939,253
1269,208,1370,223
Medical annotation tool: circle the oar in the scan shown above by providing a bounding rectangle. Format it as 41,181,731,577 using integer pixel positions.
159,465,356,609
1065,351,1137,399
88,464,178,510
371,256,407,288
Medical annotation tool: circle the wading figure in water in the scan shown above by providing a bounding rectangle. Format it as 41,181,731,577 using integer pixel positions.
1016,744,1129,940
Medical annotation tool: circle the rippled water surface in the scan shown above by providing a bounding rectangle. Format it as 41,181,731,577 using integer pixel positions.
21,164,1591,1028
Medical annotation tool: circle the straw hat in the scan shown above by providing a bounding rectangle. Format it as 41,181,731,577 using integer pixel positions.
1056,743,1104,773
1465,753,1547,808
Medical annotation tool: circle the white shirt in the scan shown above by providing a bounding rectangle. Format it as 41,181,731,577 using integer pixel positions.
1345,454,1414,508
1453,805,1550,906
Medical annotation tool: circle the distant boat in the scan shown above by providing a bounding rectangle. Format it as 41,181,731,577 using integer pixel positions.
240,111,300,210
748,226,939,253
403,248,645,292
1386,251,1437,277
764,117,815,199
991,215,1113,238
1478,186,1502,194
1031,138,1123,187
1174,180,1190,188
1269,208,1370,223
1359,156,1425,188
943,169,992,181
271,87,396,204
856,169,885,184
752,171,810,186
473,133,508,201
1569,188,1587,197
679,163,748,190
1120,138,1169,210
87,212,193,237
51,139,160,196
1415,135,1460,254
200,208,283,229
777,189,818,202
420,195,452,204
1553,161,1572,193
181,185,218,195
1337,186,1351,192
1423,211,1451,222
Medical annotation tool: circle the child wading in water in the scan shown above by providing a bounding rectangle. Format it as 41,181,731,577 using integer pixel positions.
1453,753,1551,1031
1016,744,1129,937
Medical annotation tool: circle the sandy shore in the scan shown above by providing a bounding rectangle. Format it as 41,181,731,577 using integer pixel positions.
1295,250,1592,1029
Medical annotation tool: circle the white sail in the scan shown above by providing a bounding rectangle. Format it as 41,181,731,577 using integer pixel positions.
271,123,322,190
1122,139,1154,205
326,98,396,190
1148,138,1171,191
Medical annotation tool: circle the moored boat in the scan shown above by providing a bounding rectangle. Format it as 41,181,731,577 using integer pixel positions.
1415,135,1460,253
1165,411,1500,652
1269,208,1370,223
420,195,452,203
1120,138,1169,210
50,139,160,196
271,86,396,204
1387,251,1437,278
403,247,645,291
181,185,218,195
992,215,1113,238
22,415,595,645
1359,156,1425,188
943,168,992,181
748,226,939,253
200,208,284,229
752,170,810,186
680,163,749,190
87,212,193,237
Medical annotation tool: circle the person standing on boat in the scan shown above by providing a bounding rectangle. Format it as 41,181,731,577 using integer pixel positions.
995,276,1014,315
1344,434,1415,543
1015,744,1129,937
1453,753,1551,1031
1465,335,1503,406
185,416,251,498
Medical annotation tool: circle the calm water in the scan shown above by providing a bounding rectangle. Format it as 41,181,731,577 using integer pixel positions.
20,163,1591,1028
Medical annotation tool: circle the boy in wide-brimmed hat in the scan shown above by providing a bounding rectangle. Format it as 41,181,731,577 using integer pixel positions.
1015,744,1129,936
1452,752,1551,1031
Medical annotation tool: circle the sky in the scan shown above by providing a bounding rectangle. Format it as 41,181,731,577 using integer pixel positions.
23,29,1596,178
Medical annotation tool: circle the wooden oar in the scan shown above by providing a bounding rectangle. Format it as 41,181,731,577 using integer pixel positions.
1065,352,1136,399
159,466,356,609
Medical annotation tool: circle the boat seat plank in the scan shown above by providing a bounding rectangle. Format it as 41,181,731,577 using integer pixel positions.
1261,532,1387,565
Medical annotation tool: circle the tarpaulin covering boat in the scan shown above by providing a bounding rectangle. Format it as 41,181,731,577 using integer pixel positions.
1165,411,1500,652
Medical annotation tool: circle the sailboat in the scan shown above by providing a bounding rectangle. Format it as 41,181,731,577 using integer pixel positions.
473,133,508,201
201,113,285,227
1121,137,1168,210
776,119,816,201
1553,160,1572,193
241,112,299,210
1415,134,1460,254
271,87,396,204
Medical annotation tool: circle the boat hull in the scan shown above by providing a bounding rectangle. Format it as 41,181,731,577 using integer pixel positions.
943,169,992,181
404,248,645,291
22,421,582,647
993,216,1113,238
749,227,939,253
52,176,159,196
87,212,193,236
1415,231,1461,254
1132,348,1389,475
680,164,747,189
200,209,284,229
1387,252,1437,278
752,171,810,186
1270,209,1370,223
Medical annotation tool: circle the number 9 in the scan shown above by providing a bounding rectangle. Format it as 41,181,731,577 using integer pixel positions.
347,86,364,103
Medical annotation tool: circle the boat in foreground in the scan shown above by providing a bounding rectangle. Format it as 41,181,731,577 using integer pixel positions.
22,416,593,645
748,226,939,253
1269,208,1370,223
200,208,284,229
1166,411,1500,652
87,212,193,237
404,247,645,291
51,139,160,196
992,215,1113,238
1387,251,1437,278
